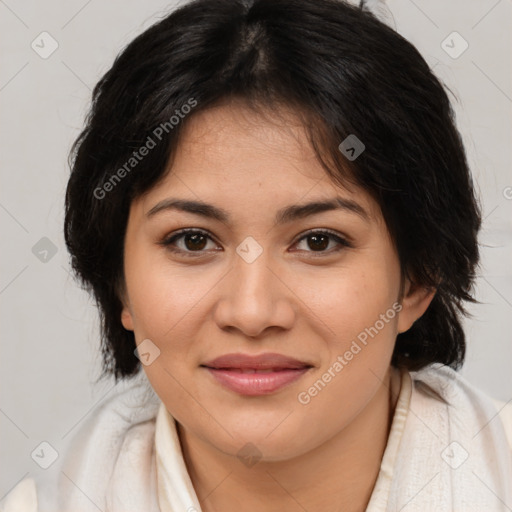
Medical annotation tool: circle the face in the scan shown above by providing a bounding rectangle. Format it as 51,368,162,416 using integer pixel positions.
120,101,433,461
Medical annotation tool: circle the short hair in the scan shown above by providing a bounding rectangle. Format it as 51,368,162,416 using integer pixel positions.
64,0,482,382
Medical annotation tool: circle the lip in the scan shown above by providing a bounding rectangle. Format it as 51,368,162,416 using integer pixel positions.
203,367,311,395
202,352,312,370
200,352,313,396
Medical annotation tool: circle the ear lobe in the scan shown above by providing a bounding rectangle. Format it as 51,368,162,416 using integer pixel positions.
121,304,134,331
397,279,436,334
117,279,134,331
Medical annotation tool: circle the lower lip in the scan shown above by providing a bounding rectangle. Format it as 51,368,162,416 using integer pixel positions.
203,367,311,396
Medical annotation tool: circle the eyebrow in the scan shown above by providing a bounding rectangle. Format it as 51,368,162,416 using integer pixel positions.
146,196,369,225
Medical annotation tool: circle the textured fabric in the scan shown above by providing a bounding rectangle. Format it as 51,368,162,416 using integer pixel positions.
364,367,412,510
154,401,202,512
369,365,512,511
387,365,512,511
1,365,511,512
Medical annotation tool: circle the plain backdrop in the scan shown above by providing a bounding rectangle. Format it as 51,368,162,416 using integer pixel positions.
1,0,511,499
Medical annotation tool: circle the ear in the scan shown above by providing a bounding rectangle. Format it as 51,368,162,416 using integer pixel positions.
117,277,134,331
121,304,134,332
397,278,436,334
119,288,134,332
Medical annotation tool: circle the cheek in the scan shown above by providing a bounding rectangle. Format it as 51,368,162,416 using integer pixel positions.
124,246,214,337
294,257,400,400
124,256,210,413
295,307,398,437
298,259,400,340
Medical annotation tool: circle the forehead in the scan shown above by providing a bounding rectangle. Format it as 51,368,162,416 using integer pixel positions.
176,100,321,175
138,100,380,222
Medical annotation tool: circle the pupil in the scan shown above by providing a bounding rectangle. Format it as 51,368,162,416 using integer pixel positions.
308,234,328,251
185,233,207,250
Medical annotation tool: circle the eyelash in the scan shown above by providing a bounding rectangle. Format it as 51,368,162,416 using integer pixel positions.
159,228,353,258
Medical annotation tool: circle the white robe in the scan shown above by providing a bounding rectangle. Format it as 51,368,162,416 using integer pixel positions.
2,364,511,511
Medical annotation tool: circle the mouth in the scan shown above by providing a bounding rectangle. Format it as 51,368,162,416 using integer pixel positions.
200,352,314,395
200,361,313,396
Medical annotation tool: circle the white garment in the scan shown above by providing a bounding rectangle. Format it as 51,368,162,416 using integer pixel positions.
1,364,511,512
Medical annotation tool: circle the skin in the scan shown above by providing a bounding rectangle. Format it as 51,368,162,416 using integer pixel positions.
120,100,435,512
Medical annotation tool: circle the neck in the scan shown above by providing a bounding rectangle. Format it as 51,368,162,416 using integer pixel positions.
178,366,402,512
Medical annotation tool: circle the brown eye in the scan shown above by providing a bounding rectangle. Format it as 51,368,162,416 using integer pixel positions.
161,229,219,257
293,230,352,255
183,232,208,251
306,233,330,251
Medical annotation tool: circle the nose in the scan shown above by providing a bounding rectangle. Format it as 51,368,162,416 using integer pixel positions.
213,247,296,338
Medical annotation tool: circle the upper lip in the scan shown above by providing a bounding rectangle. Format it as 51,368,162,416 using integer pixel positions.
201,352,313,370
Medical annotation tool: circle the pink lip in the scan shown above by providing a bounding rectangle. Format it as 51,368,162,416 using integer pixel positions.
204,367,311,395
202,352,311,370
201,352,313,396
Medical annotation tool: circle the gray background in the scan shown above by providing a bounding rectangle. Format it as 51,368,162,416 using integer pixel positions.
1,0,511,499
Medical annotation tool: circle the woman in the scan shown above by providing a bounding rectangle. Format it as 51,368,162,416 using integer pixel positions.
2,0,511,510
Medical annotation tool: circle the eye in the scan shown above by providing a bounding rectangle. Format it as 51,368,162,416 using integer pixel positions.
292,229,352,255
160,229,220,257
160,228,352,258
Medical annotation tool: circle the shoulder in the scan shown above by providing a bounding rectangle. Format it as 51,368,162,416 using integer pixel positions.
410,363,512,449
0,375,161,512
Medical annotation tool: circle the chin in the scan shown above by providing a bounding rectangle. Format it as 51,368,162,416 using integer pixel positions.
204,421,313,462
